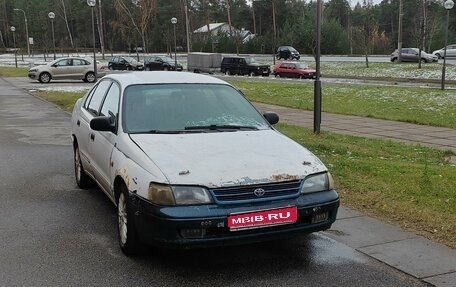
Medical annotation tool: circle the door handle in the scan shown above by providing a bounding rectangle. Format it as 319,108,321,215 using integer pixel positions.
77,120,80,126
90,133,95,141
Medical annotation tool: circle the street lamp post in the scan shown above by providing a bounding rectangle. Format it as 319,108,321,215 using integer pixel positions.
314,0,322,134
13,8,30,57
171,17,177,69
48,12,56,60
87,0,97,81
441,0,454,90
10,26,17,68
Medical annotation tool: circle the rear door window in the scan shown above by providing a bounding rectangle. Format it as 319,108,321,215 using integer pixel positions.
86,80,112,115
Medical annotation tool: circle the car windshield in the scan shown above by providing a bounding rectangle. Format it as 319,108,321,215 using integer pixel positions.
123,84,270,133
160,56,174,63
123,56,138,64
245,57,258,64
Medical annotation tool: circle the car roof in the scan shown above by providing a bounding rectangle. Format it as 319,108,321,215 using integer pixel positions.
103,71,231,87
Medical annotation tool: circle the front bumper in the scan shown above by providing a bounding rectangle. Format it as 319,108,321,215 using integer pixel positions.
28,72,37,79
130,190,339,249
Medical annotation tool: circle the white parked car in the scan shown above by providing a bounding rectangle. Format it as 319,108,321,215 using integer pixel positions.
28,57,103,83
71,71,339,255
432,44,456,59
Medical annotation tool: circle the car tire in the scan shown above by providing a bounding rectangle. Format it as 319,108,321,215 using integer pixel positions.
163,66,169,71
249,71,256,77
117,183,141,256
85,72,96,83
262,73,270,77
420,58,426,64
127,66,132,71
392,58,398,63
38,72,51,83
74,145,93,189
279,73,285,78
144,67,150,71
435,53,441,59
108,65,113,70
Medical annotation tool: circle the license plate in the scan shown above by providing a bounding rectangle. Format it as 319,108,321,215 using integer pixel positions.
228,206,297,231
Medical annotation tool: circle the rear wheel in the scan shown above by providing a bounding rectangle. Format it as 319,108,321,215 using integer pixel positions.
163,66,169,71
39,72,51,83
249,71,256,77
74,145,93,189
118,183,141,256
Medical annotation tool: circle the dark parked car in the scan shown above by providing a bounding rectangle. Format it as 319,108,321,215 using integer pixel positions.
273,61,316,79
144,55,183,71
276,46,300,60
390,48,437,63
108,56,144,71
220,56,270,76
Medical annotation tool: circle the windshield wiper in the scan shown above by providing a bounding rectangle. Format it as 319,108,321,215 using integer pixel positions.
130,130,188,134
184,124,259,131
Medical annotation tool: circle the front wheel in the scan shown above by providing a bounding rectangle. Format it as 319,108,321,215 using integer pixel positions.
163,66,169,71
249,71,256,77
39,72,51,83
420,58,426,64
118,184,141,256
435,53,442,59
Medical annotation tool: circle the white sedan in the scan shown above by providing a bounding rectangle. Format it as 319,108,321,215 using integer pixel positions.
71,72,339,255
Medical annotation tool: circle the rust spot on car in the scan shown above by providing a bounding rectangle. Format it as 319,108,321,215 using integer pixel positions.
116,168,131,188
270,174,298,182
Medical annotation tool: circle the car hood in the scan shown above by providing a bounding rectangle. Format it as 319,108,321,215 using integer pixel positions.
29,64,48,71
130,130,326,188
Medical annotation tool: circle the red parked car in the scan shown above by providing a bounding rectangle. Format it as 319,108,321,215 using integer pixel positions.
273,61,316,79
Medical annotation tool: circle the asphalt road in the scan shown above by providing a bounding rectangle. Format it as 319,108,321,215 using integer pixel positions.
0,77,429,287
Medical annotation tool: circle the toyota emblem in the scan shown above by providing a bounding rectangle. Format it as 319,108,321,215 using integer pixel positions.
253,188,266,197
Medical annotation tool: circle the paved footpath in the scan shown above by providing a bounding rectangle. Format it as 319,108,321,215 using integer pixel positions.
255,102,456,153
254,103,456,287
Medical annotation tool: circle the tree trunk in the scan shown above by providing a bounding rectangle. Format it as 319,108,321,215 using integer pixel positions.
98,0,105,59
61,0,74,48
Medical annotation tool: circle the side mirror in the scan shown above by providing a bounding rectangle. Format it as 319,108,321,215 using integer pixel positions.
90,116,115,132
263,112,279,125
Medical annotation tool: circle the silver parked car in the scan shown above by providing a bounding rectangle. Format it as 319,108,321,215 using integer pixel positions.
432,44,456,59
390,48,438,63
28,57,101,83
71,72,339,255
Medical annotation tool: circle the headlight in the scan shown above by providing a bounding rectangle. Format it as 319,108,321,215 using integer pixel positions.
301,172,334,194
148,183,175,205
29,69,37,72
172,186,213,205
148,183,213,205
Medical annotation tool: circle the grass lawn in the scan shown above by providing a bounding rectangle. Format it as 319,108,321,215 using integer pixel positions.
229,79,456,129
0,66,28,77
278,123,456,248
320,61,456,81
35,91,84,112
32,89,456,248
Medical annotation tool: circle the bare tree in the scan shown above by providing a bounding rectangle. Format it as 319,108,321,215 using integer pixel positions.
113,0,156,53
59,0,74,48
